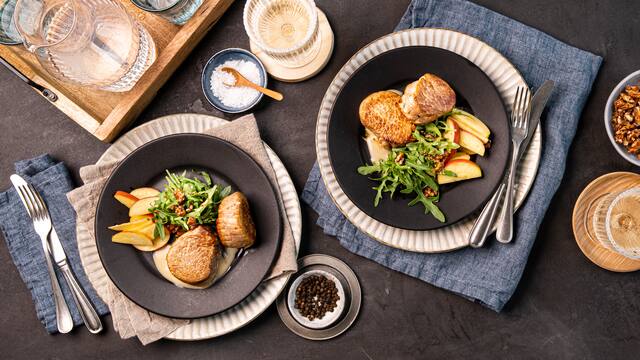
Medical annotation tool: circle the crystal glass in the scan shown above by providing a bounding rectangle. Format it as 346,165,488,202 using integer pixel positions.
243,0,320,68
130,0,203,26
13,0,156,92
591,188,640,259
0,0,21,44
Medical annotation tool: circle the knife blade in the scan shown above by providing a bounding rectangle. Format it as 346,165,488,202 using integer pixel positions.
469,80,555,248
49,227,103,333
518,80,554,160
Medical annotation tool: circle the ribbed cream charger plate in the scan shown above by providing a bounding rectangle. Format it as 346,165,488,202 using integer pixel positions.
76,114,302,341
316,28,541,252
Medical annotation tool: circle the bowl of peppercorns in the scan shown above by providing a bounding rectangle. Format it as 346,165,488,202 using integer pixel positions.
287,270,345,329
605,70,640,166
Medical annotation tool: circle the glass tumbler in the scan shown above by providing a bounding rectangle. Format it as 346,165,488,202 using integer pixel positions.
243,0,321,68
591,187,640,259
130,0,203,25
13,0,156,92
0,0,21,45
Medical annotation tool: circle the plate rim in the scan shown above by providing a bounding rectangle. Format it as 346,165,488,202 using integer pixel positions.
94,132,283,319
325,44,510,230
315,28,542,253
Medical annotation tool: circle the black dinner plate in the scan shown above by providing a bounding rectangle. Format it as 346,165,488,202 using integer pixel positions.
327,46,510,230
95,134,282,318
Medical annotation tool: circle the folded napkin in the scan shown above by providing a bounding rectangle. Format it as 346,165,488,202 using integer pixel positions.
302,0,602,311
0,155,109,333
67,114,298,344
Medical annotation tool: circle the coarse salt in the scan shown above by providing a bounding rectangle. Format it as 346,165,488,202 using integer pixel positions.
210,59,262,108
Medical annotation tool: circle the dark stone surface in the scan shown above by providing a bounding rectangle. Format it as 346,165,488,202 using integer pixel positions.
0,0,638,358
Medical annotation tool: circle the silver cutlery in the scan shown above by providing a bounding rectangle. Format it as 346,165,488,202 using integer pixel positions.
496,87,532,243
49,227,103,333
10,175,73,334
11,174,103,334
469,81,554,248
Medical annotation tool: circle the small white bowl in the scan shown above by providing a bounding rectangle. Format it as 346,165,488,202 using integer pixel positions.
604,70,640,166
287,269,345,329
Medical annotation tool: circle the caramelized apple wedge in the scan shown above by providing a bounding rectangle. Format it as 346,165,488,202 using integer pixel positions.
134,226,170,252
108,218,153,232
112,231,153,246
114,191,138,208
459,131,486,156
130,187,160,199
128,196,159,217
450,152,471,161
449,110,490,143
437,159,483,184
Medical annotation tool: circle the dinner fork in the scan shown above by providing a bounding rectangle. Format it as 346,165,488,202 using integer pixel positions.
496,87,532,243
10,175,74,333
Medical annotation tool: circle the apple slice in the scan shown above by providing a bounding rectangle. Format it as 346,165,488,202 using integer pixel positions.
130,214,153,222
451,152,471,161
108,218,152,232
450,112,490,143
130,187,160,199
437,159,483,184
134,227,170,252
131,221,157,240
459,131,486,156
112,231,153,246
114,191,138,208
444,117,460,144
129,196,159,217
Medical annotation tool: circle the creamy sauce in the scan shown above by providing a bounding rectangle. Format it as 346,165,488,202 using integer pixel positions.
153,245,239,289
364,128,390,163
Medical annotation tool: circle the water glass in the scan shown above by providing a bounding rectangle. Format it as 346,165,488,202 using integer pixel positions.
243,0,321,68
591,187,640,259
131,0,203,25
0,0,20,45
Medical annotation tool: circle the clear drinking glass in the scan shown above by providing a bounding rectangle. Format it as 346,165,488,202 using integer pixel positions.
243,0,321,68
130,0,203,26
591,188,640,259
0,0,21,45
13,0,157,92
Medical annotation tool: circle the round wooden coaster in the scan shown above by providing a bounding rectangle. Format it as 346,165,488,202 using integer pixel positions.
572,172,640,272
250,9,334,83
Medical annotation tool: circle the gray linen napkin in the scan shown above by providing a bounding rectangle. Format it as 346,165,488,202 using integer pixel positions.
302,0,603,311
0,155,109,333
67,114,297,344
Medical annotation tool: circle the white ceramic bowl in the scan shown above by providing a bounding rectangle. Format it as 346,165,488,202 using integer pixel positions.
604,70,640,166
286,269,345,329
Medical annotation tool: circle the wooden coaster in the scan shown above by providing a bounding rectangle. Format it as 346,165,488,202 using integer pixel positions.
250,9,334,83
572,172,640,272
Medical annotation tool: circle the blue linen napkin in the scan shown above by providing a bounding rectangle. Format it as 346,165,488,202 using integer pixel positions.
0,155,109,333
302,0,602,311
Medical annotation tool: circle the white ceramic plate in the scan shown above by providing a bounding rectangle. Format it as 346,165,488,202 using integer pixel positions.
76,113,302,341
316,28,542,252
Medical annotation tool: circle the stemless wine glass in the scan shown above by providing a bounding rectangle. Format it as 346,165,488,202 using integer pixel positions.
130,0,203,26
243,0,321,68
13,0,156,92
591,187,640,259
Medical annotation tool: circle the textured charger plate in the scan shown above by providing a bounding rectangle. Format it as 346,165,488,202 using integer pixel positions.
76,113,302,340
316,28,542,252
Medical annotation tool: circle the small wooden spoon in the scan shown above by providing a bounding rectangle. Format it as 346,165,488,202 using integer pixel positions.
221,67,283,101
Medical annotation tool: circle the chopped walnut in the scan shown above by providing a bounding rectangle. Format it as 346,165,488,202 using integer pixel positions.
612,85,640,158
395,152,405,165
174,189,185,204
174,205,186,217
423,187,438,197
187,217,197,229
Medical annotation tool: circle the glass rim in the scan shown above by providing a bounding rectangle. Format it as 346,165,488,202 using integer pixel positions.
243,0,318,56
130,0,183,13
605,187,640,256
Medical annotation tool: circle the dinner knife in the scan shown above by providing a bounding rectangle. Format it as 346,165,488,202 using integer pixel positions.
49,227,103,333
469,80,554,248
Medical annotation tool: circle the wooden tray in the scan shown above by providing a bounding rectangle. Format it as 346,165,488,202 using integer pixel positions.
0,0,234,142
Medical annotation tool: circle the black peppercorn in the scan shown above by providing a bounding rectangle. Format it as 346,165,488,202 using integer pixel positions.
293,274,339,321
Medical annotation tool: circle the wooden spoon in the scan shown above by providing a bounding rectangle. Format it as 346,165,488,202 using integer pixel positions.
221,67,283,101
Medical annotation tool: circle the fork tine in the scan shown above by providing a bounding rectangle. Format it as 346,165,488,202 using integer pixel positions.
23,184,42,221
29,184,49,220
15,185,35,219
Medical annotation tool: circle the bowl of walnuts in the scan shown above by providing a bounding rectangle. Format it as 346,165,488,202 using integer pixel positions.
605,70,640,166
